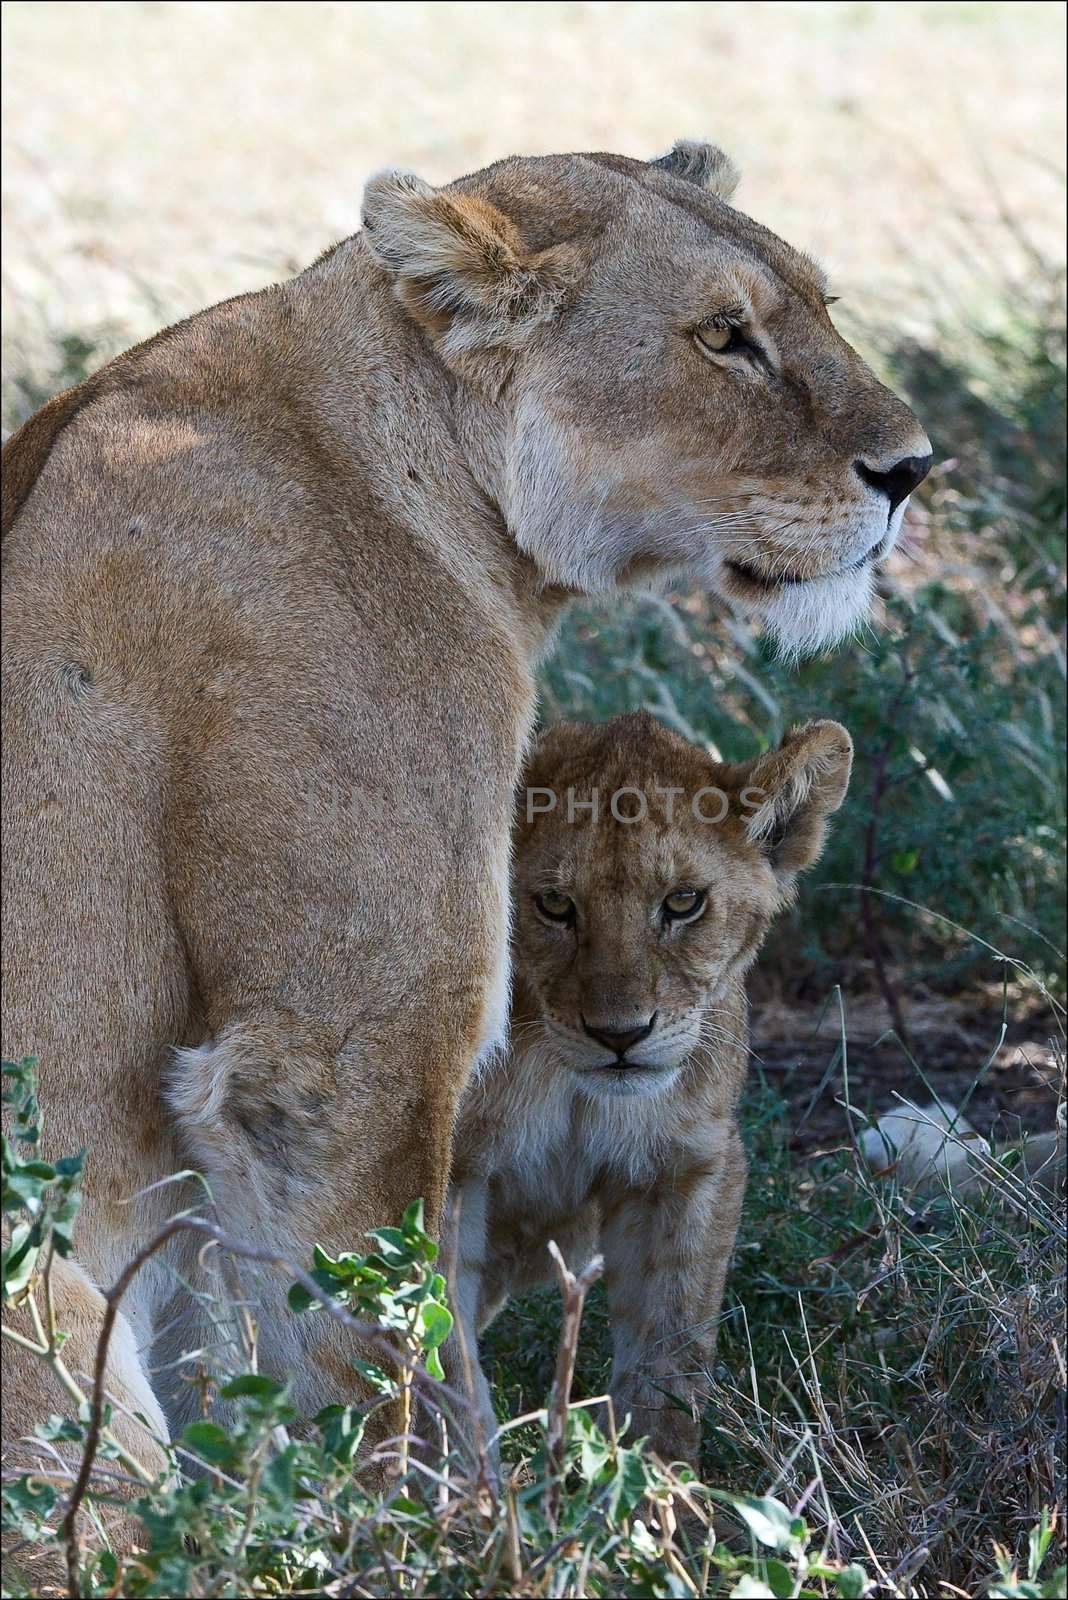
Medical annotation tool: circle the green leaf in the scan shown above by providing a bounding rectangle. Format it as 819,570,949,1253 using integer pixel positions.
288,1266,343,1312
2,1470,57,1534
288,1281,315,1313
181,1419,240,1469
600,1442,653,1521
425,1345,445,1380
388,1494,425,1515
420,1299,453,1351
401,1197,429,1240
2,1169,50,1205
35,1414,84,1443
352,1359,395,1395
49,1191,82,1256
764,1557,796,1598
315,1403,366,1464
2,1220,41,1299
53,1153,86,1180
713,1492,806,1554
94,1550,120,1587
15,1160,56,1181
2,1058,41,1147
835,1564,871,1598
366,1225,410,1263
262,1444,296,1509
572,1409,611,1482
1028,1514,1053,1580
78,1398,111,1429
219,1373,287,1401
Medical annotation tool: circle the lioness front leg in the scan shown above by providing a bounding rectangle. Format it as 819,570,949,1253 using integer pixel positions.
2,1255,170,1594
600,1124,747,1469
165,1011,480,1430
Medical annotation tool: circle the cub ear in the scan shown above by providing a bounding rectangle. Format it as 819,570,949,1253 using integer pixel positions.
737,720,853,883
361,168,572,361
650,138,740,202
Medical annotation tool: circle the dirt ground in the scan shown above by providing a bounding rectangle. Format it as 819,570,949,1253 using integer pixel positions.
751,991,1062,1152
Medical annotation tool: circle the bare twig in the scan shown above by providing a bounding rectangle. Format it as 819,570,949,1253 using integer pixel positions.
543,1240,603,1530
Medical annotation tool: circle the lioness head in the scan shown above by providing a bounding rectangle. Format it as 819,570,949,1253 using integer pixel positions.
362,139,931,654
511,711,852,1098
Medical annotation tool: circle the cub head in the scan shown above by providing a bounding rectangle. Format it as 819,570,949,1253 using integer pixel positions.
512,710,852,1099
361,140,931,655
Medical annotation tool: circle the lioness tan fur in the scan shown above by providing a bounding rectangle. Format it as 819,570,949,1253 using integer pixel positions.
2,138,927,1562
445,711,853,1469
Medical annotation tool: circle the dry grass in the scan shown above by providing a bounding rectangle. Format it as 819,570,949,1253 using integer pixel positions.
721,1057,1067,1594
484,1023,1068,1594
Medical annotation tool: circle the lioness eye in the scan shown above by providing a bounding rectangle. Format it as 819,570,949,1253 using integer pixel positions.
695,322,746,357
663,887,705,921
536,888,575,924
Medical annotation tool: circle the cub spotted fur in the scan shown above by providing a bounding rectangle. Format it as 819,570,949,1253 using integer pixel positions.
446,711,853,1468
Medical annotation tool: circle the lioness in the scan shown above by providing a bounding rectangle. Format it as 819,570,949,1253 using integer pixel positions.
446,711,853,1469
2,139,927,1487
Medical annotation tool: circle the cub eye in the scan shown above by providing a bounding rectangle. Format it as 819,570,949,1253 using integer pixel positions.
695,322,747,357
662,887,706,922
535,888,575,924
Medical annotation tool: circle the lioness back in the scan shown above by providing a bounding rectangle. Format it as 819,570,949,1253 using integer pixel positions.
446,710,853,1467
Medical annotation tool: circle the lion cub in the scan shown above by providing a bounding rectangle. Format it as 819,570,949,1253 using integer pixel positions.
445,710,852,1468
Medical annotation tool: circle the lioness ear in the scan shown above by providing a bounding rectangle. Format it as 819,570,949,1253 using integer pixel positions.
361,168,572,361
650,138,740,202
738,720,853,882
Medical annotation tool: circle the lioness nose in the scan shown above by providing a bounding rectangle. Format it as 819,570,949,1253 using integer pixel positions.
582,1014,658,1057
855,453,933,513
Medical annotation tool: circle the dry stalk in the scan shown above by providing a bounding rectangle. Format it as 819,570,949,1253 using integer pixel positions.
543,1239,603,1531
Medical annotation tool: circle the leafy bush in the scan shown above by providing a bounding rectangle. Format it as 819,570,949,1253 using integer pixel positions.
4,1057,896,1600
5,1053,1065,1598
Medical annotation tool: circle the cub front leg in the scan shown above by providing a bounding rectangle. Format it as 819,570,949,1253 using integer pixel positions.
599,1123,747,1469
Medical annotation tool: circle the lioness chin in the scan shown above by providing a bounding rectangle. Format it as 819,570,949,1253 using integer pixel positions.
445,711,853,1470
3,136,924,1572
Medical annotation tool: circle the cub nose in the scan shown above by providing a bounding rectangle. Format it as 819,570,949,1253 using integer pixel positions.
855,453,933,513
582,1013,658,1057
